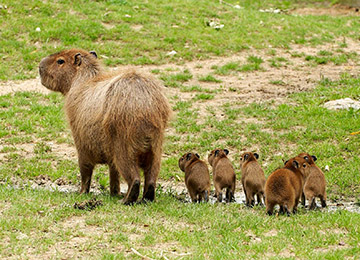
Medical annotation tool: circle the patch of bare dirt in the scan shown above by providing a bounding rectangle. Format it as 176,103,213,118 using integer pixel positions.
291,4,360,16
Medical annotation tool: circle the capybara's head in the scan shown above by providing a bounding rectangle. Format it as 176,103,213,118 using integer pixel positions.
284,156,310,177
179,152,200,172
39,49,100,95
297,152,317,165
208,148,229,166
240,152,259,167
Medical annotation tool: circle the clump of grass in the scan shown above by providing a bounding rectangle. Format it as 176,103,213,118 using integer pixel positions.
193,93,215,101
239,55,264,72
269,57,288,68
198,74,222,83
160,69,193,87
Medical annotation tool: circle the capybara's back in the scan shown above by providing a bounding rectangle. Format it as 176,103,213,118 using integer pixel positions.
39,49,171,204
208,149,236,203
240,152,266,207
297,153,327,209
179,153,211,202
265,157,309,216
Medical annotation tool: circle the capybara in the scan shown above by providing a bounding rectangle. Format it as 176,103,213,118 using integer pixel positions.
265,157,310,216
39,49,171,204
298,153,327,209
178,152,211,203
240,152,266,207
208,149,236,203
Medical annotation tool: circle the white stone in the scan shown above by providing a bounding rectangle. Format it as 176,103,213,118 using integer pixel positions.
324,98,360,111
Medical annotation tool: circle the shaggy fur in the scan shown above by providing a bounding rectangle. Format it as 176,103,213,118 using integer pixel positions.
39,49,171,204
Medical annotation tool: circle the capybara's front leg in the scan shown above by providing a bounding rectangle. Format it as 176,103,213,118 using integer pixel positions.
79,161,94,194
109,164,121,196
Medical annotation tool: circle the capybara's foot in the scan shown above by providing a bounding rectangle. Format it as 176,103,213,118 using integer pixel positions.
142,184,155,202
321,200,327,208
123,180,140,205
217,192,223,203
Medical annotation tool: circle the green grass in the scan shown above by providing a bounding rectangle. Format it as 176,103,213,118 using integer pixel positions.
1,186,359,259
1,0,360,81
1,0,360,259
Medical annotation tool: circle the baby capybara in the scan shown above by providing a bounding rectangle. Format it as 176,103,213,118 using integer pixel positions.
208,149,236,203
39,49,171,204
240,152,266,207
265,156,310,216
178,153,211,203
298,153,327,209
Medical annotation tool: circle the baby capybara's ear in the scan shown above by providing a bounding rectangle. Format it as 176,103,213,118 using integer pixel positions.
215,149,220,156
89,51,97,58
224,149,229,155
254,153,259,159
311,155,317,162
292,160,299,169
244,154,249,161
186,153,193,160
195,153,200,159
74,53,82,66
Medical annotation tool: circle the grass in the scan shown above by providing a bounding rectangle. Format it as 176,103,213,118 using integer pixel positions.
1,0,360,259
1,0,360,81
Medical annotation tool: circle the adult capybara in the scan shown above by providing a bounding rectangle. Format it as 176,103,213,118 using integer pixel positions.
208,149,236,203
240,152,266,207
298,153,327,209
39,49,171,204
265,157,310,216
178,152,211,203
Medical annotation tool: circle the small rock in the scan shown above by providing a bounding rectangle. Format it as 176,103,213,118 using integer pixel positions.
324,98,360,111
35,27,41,32
166,50,177,56
325,165,330,171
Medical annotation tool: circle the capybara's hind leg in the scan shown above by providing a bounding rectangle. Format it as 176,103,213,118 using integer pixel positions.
214,183,222,202
320,194,327,208
266,202,275,216
142,150,161,202
257,193,264,206
115,159,141,205
309,197,317,210
109,164,121,196
79,159,94,194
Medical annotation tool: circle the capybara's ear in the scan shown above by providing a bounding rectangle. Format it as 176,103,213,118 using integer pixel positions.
254,153,259,159
186,153,192,160
304,156,309,162
311,155,317,162
89,51,97,58
284,160,288,165
224,149,229,155
244,154,249,161
215,150,220,156
195,153,200,159
292,160,299,169
74,53,82,66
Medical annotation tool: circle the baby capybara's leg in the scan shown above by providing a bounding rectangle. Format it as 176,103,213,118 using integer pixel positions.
142,149,161,202
109,164,121,196
214,183,223,203
79,159,94,194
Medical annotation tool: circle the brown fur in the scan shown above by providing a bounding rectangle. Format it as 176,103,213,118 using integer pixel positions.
39,49,171,204
178,153,211,203
208,149,236,203
298,153,327,209
265,157,310,216
240,152,266,207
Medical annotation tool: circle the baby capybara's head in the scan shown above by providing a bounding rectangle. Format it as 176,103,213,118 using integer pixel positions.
208,148,229,167
178,152,200,172
39,49,99,95
284,156,310,177
297,152,317,165
239,152,259,167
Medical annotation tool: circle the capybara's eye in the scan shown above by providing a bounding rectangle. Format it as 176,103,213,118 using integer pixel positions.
303,164,306,168
57,59,65,65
